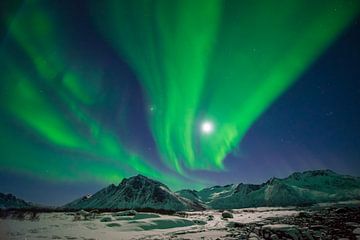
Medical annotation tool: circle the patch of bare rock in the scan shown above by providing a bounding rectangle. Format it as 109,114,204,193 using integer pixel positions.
223,206,360,240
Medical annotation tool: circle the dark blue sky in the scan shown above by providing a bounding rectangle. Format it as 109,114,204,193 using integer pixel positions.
0,1,359,206
186,16,360,186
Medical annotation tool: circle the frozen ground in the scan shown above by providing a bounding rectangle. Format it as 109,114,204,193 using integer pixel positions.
1,202,360,240
0,207,298,240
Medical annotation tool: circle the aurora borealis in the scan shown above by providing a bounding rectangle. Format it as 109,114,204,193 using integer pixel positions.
1,0,360,205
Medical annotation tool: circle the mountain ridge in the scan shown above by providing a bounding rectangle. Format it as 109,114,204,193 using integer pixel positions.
2,170,360,211
182,169,360,209
65,169,360,211
63,174,204,211
0,192,33,209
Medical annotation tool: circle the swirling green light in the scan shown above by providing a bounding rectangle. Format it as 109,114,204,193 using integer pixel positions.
93,0,360,172
93,0,222,172
0,0,196,189
1,0,359,190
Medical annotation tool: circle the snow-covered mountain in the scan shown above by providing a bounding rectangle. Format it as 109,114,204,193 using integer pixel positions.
63,170,360,211
64,175,203,211
177,170,360,209
0,193,32,209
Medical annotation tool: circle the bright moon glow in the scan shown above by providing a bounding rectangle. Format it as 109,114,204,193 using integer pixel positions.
201,121,214,134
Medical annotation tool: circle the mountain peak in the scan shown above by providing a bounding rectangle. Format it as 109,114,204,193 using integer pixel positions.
134,174,148,179
120,174,154,183
287,169,337,180
119,174,167,189
0,192,32,209
307,169,336,176
265,177,280,185
65,174,199,211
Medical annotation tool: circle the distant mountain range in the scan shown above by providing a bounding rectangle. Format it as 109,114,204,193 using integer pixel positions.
2,170,360,211
177,170,360,209
0,193,32,209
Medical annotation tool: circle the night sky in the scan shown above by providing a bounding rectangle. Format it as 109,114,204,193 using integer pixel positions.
0,0,360,206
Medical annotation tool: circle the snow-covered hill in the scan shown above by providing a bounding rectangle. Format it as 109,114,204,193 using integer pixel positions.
177,170,360,209
0,193,32,209
2,170,359,211
63,170,360,211
64,175,203,211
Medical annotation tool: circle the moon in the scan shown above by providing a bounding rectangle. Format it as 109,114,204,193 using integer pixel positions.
201,121,214,134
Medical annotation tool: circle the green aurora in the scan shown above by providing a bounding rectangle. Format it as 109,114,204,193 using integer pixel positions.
0,0,359,188
93,0,360,172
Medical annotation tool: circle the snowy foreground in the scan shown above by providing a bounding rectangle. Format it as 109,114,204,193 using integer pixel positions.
1,202,360,240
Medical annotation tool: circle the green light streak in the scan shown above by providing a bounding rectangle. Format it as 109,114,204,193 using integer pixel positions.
0,0,359,190
9,3,65,81
200,0,360,168
93,0,360,172
3,64,84,148
93,0,222,172
0,0,195,190
62,67,104,105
